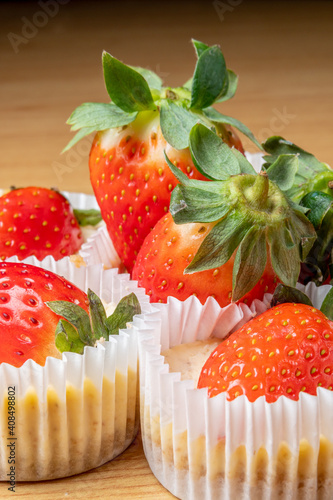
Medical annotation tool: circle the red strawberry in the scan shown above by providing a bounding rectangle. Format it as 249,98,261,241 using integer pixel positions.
0,187,83,261
89,120,210,273
65,39,261,273
0,262,88,367
198,302,333,403
132,212,278,307
132,124,316,306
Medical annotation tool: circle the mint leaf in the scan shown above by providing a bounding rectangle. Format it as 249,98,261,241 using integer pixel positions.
131,66,163,90
190,46,228,110
189,123,240,180
105,293,141,336
102,52,157,113
266,154,299,191
74,208,102,227
203,107,262,149
160,100,199,150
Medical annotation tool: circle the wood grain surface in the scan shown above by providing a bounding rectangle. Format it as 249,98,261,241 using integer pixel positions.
1,0,333,498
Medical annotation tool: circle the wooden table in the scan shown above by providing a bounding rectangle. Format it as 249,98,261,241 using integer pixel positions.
1,0,333,497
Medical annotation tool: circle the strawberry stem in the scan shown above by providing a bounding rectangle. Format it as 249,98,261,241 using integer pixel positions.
245,172,269,210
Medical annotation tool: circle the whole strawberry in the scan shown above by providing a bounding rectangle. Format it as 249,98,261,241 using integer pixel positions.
0,262,141,368
65,39,260,273
198,301,333,403
0,187,83,261
0,262,88,367
132,124,316,306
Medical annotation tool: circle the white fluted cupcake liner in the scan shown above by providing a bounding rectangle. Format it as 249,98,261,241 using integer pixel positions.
136,285,333,500
0,259,150,481
80,225,121,269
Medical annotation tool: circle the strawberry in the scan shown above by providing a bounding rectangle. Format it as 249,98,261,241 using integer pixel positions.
0,262,88,367
198,301,333,403
132,212,279,306
0,262,141,368
0,187,83,262
132,123,316,306
65,39,261,273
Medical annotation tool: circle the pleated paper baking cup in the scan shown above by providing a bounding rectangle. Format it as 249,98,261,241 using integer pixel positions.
137,284,333,500
0,259,150,481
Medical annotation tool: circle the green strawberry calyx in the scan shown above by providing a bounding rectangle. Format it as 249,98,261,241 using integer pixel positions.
271,283,333,321
47,291,141,355
262,136,333,203
165,123,316,302
263,136,333,285
63,39,261,152
298,191,333,285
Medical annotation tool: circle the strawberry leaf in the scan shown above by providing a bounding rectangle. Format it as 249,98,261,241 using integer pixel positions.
299,192,333,285
190,46,228,110
189,123,240,180
170,184,231,223
185,210,249,273
62,127,96,153
271,284,313,308
265,154,298,191
74,209,102,227
55,319,86,355
288,209,317,261
88,289,108,341
47,301,94,347
67,102,138,131
321,288,333,321
215,70,238,102
160,100,199,150
300,191,333,230
268,227,300,286
263,136,326,171
203,107,262,150
63,103,138,152
192,39,209,58
130,66,163,90
102,52,157,113
263,136,333,202
232,226,267,302
231,149,257,174
105,293,141,335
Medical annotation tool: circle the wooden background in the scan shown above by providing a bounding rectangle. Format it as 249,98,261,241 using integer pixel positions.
1,0,333,497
